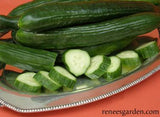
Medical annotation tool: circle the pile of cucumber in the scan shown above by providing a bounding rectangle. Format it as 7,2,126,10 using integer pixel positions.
0,0,160,93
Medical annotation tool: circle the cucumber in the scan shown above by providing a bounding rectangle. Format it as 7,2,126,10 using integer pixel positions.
85,55,111,79
0,15,18,30
18,1,158,32
49,66,76,88
117,50,141,73
16,13,160,49
0,41,57,72
135,41,160,59
9,0,160,17
103,56,122,80
9,0,90,17
121,0,160,5
14,72,42,93
63,49,90,76
0,39,15,69
33,71,61,91
52,37,135,57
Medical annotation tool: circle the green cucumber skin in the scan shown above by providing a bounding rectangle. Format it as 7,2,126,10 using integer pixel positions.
9,0,160,17
85,56,111,79
0,16,18,37
34,71,62,91
103,57,122,80
0,16,18,30
117,51,141,73
52,37,134,64
49,67,76,88
9,0,90,17
14,72,42,93
120,57,141,68
18,1,157,32
16,13,160,49
0,39,15,69
135,41,160,59
0,41,57,72
121,0,160,5
81,37,134,57
14,80,41,93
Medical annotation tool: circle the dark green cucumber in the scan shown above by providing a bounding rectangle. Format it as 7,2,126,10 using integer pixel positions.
0,39,15,69
85,55,111,79
0,15,18,30
49,66,77,88
14,72,42,93
0,16,18,37
9,0,90,17
103,56,122,80
51,37,135,61
16,13,160,49
135,41,160,59
34,71,62,91
117,50,141,73
18,1,159,32
9,0,160,17
121,0,160,5
0,41,57,72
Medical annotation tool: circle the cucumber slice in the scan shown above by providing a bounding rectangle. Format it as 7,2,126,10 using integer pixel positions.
135,41,159,59
14,72,42,93
103,56,122,80
85,55,110,79
49,66,76,88
34,71,61,91
117,50,141,73
63,49,90,76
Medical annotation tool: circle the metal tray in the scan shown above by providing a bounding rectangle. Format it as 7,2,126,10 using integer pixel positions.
0,30,159,113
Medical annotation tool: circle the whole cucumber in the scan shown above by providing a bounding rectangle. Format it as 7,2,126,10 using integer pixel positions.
9,0,89,17
0,41,57,72
52,37,135,57
16,12,160,49
9,0,160,17
18,1,159,32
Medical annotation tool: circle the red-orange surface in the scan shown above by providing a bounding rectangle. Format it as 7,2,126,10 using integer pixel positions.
0,1,160,117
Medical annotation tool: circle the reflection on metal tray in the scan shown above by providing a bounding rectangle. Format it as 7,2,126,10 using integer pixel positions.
0,34,159,113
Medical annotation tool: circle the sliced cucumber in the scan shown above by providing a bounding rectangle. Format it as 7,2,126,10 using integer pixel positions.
63,49,90,76
34,71,61,91
117,50,141,73
103,56,122,80
85,55,110,79
135,41,159,59
14,72,42,93
49,66,76,88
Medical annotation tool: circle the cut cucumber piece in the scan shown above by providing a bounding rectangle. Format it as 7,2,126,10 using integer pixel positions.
135,41,159,59
63,49,90,76
49,66,76,88
103,56,122,80
34,71,61,91
117,50,141,73
14,72,42,93
85,55,110,79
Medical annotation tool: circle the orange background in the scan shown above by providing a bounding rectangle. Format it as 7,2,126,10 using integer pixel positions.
0,0,160,117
